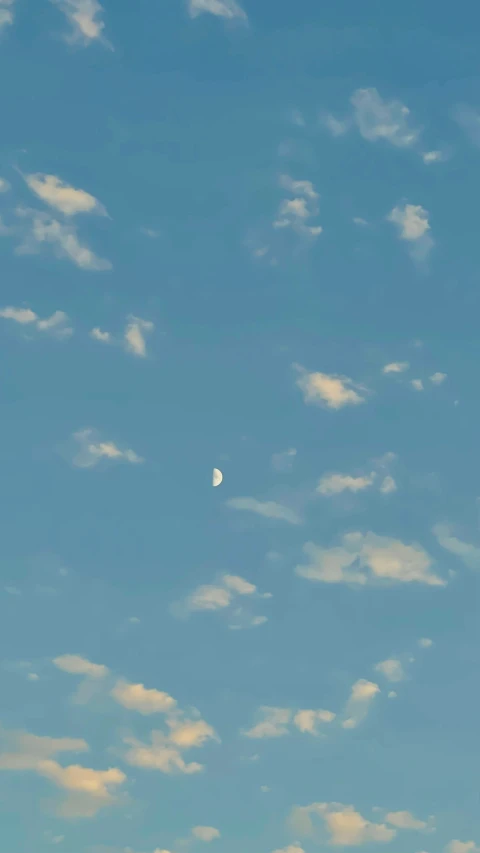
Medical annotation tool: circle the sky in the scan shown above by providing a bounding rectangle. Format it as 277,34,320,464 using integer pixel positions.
0,1,480,852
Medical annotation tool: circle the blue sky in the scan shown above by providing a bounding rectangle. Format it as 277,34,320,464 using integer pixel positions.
1,1,480,852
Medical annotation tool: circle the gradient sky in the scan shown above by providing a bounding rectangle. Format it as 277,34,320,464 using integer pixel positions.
1,2,480,853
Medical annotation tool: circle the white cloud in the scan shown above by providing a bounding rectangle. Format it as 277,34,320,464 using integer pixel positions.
90,327,111,343
272,847,305,853
387,204,433,261
382,361,409,374
53,654,108,679
51,0,107,44
446,842,480,853
226,497,301,525
351,88,418,147
15,207,111,271
452,104,480,146
374,659,405,683
178,573,267,630
379,476,397,494
188,0,247,19
25,173,105,217
69,429,144,468
295,366,367,410
0,305,73,338
432,523,480,570
385,811,428,830
341,679,380,729
317,472,375,496
322,114,350,137
191,827,220,842
418,637,433,648
411,379,424,391
187,584,232,611
292,802,395,845
274,175,322,238
123,717,217,776
243,707,292,739
422,150,443,164
271,447,297,472
124,315,154,358
293,709,336,735
0,177,10,192
430,372,447,385
111,680,176,715
353,217,368,226
295,531,444,587
0,0,14,31
222,574,256,595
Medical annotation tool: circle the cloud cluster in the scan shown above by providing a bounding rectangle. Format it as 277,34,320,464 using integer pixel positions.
175,573,270,629
291,801,429,846
273,175,322,239
91,315,155,358
243,706,335,739
0,305,73,338
387,203,433,261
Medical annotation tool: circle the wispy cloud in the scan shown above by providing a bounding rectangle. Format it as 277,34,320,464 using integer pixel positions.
351,88,419,148
291,801,395,845
341,678,380,729
24,173,106,217
432,523,480,570
123,715,218,776
0,177,10,192
294,365,368,410
15,207,112,271
0,305,73,338
374,658,405,683
53,654,109,679
90,327,112,343
271,447,297,472
188,0,247,21
0,0,14,31
317,472,376,496
382,361,409,374
124,315,154,358
66,429,144,469
226,496,301,525
174,573,269,629
452,105,480,147
51,0,109,46
430,372,447,385
243,706,335,739
191,827,221,842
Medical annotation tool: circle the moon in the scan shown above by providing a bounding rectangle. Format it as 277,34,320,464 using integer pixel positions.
212,467,223,487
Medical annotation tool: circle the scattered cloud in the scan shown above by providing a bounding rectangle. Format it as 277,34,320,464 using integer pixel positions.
295,532,445,587
432,523,480,570
0,0,14,31
294,365,368,410
293,709,336,735
188,0,247,20
341,679,380,729
351,88,419,148
446,842,480,853
90,327,111,343
0,305,73,338
322,114,350,137
291,802,395,845
374,659,405,683
53,654,109,679
430,372,447,385
385,811,428,830
68,429,144,469
243,707,292,739
422,150,443,164
15,207,112,271
273,175,322,238
387,204,433,261
111,680,176,715
191,827,220,842
317,472,375,496
123,715,217,776
272,447,297,472
226,497,301,525
382,362,409,374
124,315,154,358
411,379,424,391
175,572,269,630
0,177,10,192
24,173,106,217
380,476,397,494
51,0,108,45
418,637,433,648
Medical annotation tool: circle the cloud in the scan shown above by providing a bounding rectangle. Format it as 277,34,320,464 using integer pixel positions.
188,0,247,20
123,716,217,776
176,573,268,630
291,802,395,845
111,680,176,715
418,637,433,648
0,177,10,192
293,709,336,735
317,473,375,496
341,679,380,729
15,207,111,271
191,827,220,842
446,843,480,853
90,327,111,343
24,173,106,217
51,0,108,44
53,654,109,679
272,847,305,853
430,372,447,385
243,707,292,739
0,0,14,31
0,305,73,338
295,531,445,587
351,88,418,148
452,105,480,146
374,659,405,683
432,523,480,570
382,362,409,374
69,429,144,468
273,175,322,238
387,204,433,261
295,366,367,410
385,811,428,830
379,476,397,494
322,114,350,137
226,497,301,525
0,730,88,771
124,315,154,358
422,150,443,164
272,448,297,472
411,379,424,391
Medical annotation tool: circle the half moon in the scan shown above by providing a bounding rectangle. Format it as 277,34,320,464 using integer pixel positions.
212,467,223,487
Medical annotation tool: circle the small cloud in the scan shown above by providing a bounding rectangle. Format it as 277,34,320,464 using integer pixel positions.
123,717,217,776
322,114,350,137
51,0,109,45
0,1,14,31
191,827,220,842
388,690,397,699
422,150,443,164
27,673,40,682
418,637,433,648
111,680,176,715
68,429,144,469
353,217,368,226
385,811,428,830
176,573,268,630
382,361,409,374
374,659,405,683
260,785,271,792
15,207,111,271
452,104,480,146
430,372,447,385
317,472,375,496
188,0,247,20
387,204,433,261
293,709,336,735
271,447,297,472
341,678,380,729
90,327,111,343
124,315,154,358
432,523,480,570
351,88,418,148
273,175,322,238
446,842,480,853
294,365,367,410
291,802,395,845
243,707,292,739
0,177,10,192
0,305,73,338
5,585,21,595
226,497,301,525
411,379,424,391
24,173,106,217
53,654,109,679
379,475,397,494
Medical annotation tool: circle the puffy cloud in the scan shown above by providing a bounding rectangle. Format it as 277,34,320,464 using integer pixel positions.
123,717,217,776
90,327,111,343
124,315,154,358
295,531,444,587
432,524,480,570
176,572,268,630
388,204,433,262
273,175,322,238
0,306,38,325
291,802,395,845
382,361,409,374
271,447,297,472
15,207,111,271
187,585,232,611
191,827,220,842
374,659,405,683
446,843,480,853
188,0,247,20
0,305,73,338
293,709,336,735
295,366,367,409
385,811,428,830
0,730,88,771
341,679,380,729
226,497,301,525
111,680,176,715
69,429,144,468
53,654,108,679
351,88,418,147
430,372,447,385
24,173,105,217
51,0,107,44
243,707,292,739
166,717,217,749
222,574,256,595
317,473,375,496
